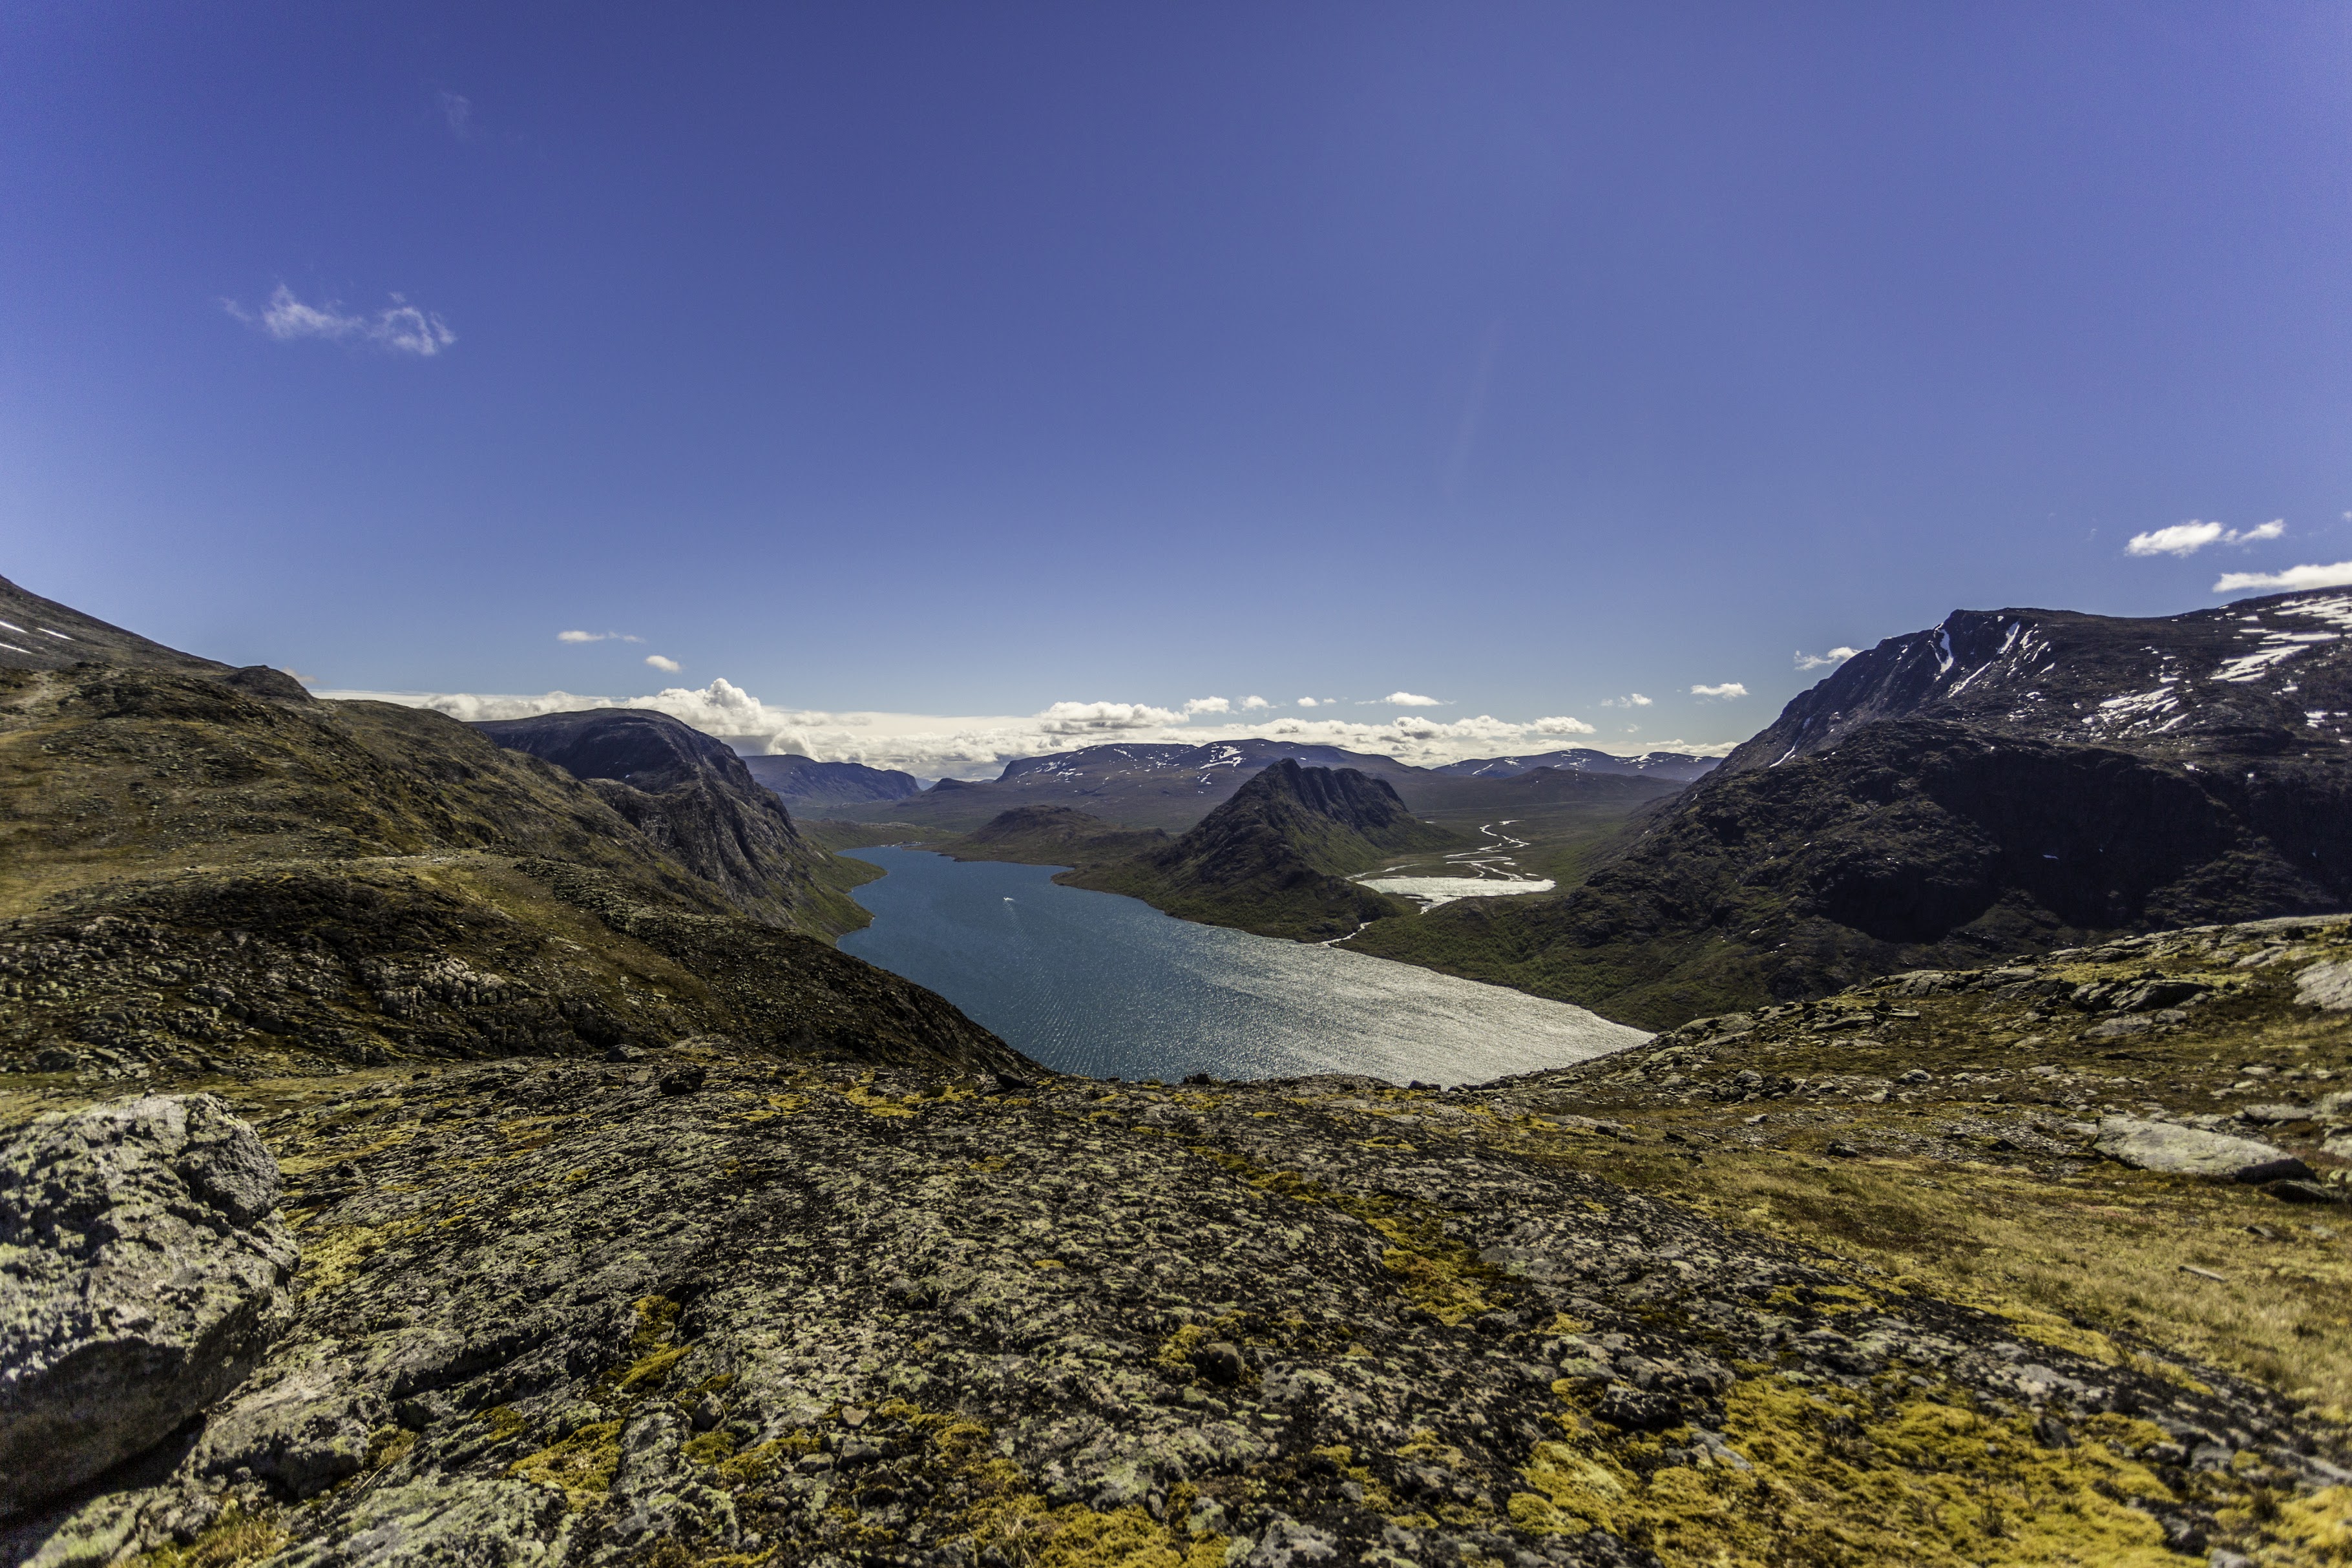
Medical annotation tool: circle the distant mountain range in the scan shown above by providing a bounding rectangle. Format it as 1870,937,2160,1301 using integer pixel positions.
1431,748,1719,781
1352,589,2352,1026
739,751,922,810
816,736,1705,833
1071,760,1461,941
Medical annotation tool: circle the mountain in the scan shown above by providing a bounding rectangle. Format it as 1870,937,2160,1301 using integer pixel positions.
934,804,1170,867
1435,747,1721,782
1073,761,1461,941
1352,590,2352,1027
0,575,1025,1083
468,709,864,932
828,738,1427,833
739,751,922,810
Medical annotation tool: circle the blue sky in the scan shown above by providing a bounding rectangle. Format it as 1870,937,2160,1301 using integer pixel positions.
6,3,2351,772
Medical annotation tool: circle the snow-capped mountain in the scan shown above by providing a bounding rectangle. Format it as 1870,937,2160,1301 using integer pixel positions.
1722,589,2352,774
1434,748,1719,782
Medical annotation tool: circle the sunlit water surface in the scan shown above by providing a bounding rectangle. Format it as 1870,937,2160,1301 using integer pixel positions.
838,848,1645,1083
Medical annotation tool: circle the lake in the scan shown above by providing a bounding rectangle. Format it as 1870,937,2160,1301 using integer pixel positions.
838,847,1645,1083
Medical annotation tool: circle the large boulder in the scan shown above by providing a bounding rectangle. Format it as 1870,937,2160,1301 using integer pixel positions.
2093,1116,2314,1184
0,1095,296,1518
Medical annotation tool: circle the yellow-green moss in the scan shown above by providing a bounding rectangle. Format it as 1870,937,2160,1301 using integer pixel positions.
1514,1375,2200,1566
297,1217,426,1298
507,1419,625,1502
123,1507,285,1568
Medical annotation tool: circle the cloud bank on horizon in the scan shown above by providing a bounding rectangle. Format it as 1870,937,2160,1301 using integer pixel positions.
317,678,1717,777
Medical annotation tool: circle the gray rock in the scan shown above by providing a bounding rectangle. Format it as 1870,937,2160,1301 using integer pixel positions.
2239,1103,2313,1124
1243,1516,1339,1567
1,1094,296,1517
2094,1116,2313,1184
2296,961,2352,1010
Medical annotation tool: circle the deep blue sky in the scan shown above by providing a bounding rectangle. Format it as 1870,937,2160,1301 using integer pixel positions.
6,3,2351,761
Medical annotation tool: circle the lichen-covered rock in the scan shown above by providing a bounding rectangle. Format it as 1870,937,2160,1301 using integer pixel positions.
2296,959,2352,1010
0,1095,295,1518
8,1054,2337,1567
2092,1115,2315,1182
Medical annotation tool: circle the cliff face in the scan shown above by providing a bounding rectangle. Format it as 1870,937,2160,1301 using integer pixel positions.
472,709,863,934
1073,762,1460,942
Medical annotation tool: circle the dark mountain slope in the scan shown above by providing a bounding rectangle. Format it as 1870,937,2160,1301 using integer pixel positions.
1354,590,2352,1029
0,573,315,705
470,709,863,933
739,751,921,810
1074,761,1461,941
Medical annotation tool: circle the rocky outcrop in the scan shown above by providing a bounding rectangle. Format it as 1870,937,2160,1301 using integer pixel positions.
2092,1117,2313,1183
1,1096,295,1517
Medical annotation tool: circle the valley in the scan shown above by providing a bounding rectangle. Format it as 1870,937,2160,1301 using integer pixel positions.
5,571,2351,1568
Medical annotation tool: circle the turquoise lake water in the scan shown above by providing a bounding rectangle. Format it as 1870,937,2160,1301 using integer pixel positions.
837,847,1644,1083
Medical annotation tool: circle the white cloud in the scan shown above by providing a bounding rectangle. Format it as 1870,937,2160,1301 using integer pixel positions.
1794,647,1858,671
1296,697,1319,708
1241,695,1271,710
321,679,1717,777
2127,521,2224,557
558,629,644,644
1690,682,1748,700
1184,696,1232,715
2212,561,2352,593
2126,519,2287,557
645,654,682,673
225,285,455,357
439,91,473,138
1034,700,1184,733
1600,693,1652,709
1383,691,1442,707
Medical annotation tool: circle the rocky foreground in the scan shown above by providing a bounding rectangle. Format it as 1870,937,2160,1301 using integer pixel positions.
8,918,2352,1568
